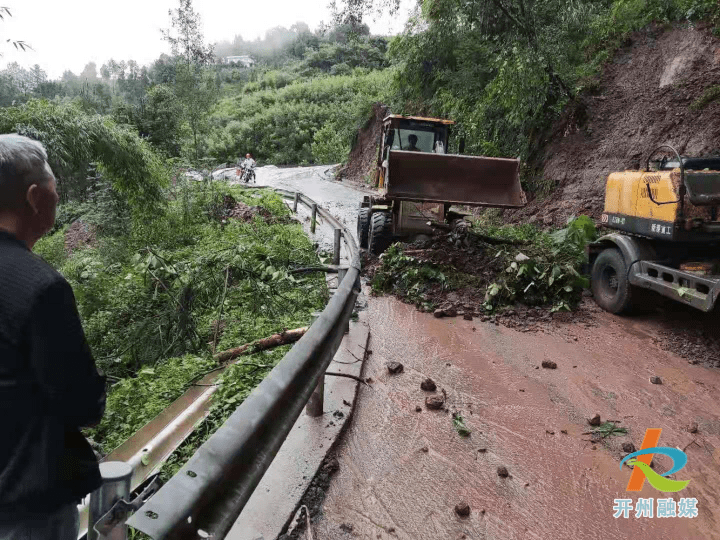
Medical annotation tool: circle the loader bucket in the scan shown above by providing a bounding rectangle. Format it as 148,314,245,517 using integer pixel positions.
384,151,525,208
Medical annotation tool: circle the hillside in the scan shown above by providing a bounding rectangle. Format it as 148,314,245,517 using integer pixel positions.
511,23,720,226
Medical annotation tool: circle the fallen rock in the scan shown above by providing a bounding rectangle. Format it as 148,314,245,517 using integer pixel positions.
688,422,699,434
420,446,429,453
541,360,557,369
622,442,636,453
415,406,422,412
433,309,444,318
444,307,458,317
463,312,473,321
339,523,354,533
650,376,662,385
425,394,445,410
588,414,602,426
497,466,509,478
455,502,471,517
477,448,487,453
421,378,437,392
386,362,404,374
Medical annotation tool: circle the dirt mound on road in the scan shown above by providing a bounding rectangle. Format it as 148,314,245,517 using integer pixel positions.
507,23,720,226
336,102,389,187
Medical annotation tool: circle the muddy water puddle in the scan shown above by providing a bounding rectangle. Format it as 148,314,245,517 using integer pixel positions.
318,296,720,539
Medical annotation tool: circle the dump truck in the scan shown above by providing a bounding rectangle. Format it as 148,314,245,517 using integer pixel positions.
588,145,720,314
357,115,526,254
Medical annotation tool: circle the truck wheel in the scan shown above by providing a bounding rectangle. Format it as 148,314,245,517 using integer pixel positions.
368,211,393,255
591,248,633,314
357,208,371,249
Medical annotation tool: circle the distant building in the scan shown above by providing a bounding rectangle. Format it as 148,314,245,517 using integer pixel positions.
223,55,255,68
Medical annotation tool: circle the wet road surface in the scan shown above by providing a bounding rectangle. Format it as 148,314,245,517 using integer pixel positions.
317,298,720,539
228,165,367,254
228,166,720,539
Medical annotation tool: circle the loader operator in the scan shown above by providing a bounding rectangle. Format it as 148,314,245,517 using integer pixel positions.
406,134,422,152
0,134,106,539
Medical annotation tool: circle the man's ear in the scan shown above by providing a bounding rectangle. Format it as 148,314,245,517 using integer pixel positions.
26,184,41,214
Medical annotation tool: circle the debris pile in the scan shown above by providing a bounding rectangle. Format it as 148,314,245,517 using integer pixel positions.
367,215,597,326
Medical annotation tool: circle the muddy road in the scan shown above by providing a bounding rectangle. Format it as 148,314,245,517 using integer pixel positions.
244,166,720,539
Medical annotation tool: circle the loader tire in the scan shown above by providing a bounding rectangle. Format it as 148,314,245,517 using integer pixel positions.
369,211,393,255
591,248,633,314
357,207,371,249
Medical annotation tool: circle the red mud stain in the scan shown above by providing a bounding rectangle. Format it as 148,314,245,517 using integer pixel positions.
317,295,720,539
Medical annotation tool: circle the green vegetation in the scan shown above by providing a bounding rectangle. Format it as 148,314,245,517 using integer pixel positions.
378,0,720,194
590,421,628,439
452,413,472,437
484,216,596,312
371,216,596,313
209,69,393,165
35,182,326,455
691,84,720,111
0,100,167,214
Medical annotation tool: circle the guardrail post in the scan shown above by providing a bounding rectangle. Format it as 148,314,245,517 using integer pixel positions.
306,377,324,417
306,311,324,417
88,462,132,540
337,267,350,334
293,192,299,213
333,228,341,265
310,204,318,234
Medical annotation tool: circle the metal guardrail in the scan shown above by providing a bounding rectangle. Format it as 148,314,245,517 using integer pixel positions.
90,188,361,539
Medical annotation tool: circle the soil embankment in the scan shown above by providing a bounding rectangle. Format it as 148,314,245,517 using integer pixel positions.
512,23,720,225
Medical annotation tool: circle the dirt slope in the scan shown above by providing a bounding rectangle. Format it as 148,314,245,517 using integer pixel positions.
336,102,389,187
510,23,720,225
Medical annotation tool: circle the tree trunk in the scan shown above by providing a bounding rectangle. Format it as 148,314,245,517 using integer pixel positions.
214,326,308,363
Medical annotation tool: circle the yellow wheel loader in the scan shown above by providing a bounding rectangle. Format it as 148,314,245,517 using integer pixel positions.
588,145,720,314
357,115,526,254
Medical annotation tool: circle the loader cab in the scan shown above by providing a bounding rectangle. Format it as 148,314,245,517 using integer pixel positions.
376,115,455,187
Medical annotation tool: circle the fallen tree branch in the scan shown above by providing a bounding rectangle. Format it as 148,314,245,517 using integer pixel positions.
472,233,527,246
426,221,526,245
325,371,371,387
290,266,339,275
214,326,308,363
212,266,230,354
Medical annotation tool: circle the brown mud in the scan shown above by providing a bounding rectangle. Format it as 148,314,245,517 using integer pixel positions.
64,220,97,254
316,295,720,539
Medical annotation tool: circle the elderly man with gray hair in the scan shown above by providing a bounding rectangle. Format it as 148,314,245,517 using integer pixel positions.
0,134,106,539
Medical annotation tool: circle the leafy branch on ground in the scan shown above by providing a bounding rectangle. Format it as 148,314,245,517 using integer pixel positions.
453,413,472,437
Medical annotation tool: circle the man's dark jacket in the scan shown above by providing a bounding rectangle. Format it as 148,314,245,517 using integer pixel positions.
0,230,106,519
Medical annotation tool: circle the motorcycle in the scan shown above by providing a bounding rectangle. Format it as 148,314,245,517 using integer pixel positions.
240,162,256,183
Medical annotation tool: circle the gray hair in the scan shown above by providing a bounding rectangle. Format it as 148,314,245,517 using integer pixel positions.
0,134,54,211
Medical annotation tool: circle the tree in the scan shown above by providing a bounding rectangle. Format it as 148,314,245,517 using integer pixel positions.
162,0,218,162
0,7,31,56
162,0,214,66
80,61,98,81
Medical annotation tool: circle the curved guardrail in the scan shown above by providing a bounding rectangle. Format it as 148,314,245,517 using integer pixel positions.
121,187,361,539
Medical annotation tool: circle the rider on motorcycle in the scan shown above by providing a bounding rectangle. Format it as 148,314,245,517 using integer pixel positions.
238,153,256,183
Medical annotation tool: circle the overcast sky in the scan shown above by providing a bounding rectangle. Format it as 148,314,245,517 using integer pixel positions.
1,0,413,79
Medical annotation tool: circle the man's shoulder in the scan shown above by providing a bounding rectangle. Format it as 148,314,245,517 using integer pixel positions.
0,238,66,296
